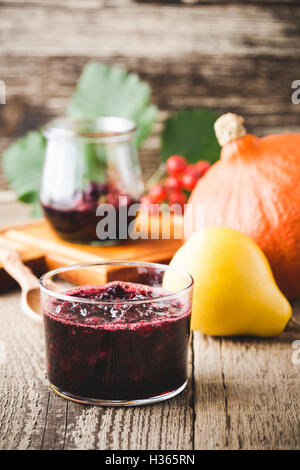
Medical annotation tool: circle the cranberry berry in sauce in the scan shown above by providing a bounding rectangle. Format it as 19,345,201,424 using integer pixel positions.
43,281,191,403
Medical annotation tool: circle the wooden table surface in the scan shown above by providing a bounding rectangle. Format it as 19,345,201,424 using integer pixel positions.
0,200,299,450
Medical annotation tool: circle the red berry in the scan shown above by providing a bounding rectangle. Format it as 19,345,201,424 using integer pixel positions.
148,184,167,204
168,190,186,213
184,164,200,177
166,155,187,176
185,164,196,172
195,160,211,176
164,176,182,192
182,171,198,191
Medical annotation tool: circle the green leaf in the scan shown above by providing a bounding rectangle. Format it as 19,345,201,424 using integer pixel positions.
31,200,43,218
2,130,45,205
68,62,157,147
79,141,107,183
161,108,221,164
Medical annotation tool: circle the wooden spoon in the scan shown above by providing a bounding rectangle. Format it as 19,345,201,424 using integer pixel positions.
0,238,42,323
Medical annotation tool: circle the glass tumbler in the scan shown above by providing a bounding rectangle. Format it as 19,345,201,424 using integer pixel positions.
40,261,193,406
40,117,144,245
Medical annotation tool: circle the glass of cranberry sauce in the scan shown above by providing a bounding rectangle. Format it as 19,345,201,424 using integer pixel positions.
40,117,144,245
40,262,193,406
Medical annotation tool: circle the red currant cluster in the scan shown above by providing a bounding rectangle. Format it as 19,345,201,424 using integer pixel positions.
141,155,211,215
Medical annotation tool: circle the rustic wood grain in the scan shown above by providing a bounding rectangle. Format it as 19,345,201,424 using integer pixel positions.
1,2,299,58
193,329,300,450
1,1,300,189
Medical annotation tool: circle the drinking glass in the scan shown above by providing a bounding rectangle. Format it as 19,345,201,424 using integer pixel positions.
40,261,193,406
40,117,144,245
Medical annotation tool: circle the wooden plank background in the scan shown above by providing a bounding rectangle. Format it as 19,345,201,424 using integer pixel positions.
0,0,300,450
0,0,300,189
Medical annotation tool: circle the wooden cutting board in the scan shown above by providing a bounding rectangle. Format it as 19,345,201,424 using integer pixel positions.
0,219,183,291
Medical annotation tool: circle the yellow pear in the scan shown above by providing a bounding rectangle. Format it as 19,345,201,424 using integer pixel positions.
164,226,292,336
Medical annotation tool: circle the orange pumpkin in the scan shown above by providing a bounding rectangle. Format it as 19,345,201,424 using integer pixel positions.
184,113,300,299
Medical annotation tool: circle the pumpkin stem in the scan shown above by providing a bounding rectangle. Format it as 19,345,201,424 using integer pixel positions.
214,113,246,146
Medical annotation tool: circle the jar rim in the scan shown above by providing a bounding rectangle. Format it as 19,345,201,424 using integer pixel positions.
43,117,137,143
39,260,194,306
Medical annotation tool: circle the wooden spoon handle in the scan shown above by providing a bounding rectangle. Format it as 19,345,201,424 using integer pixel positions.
0,238,40,291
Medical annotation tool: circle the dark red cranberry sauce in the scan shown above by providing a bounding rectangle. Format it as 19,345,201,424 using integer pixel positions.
41,182,138,243
43,281,191,400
